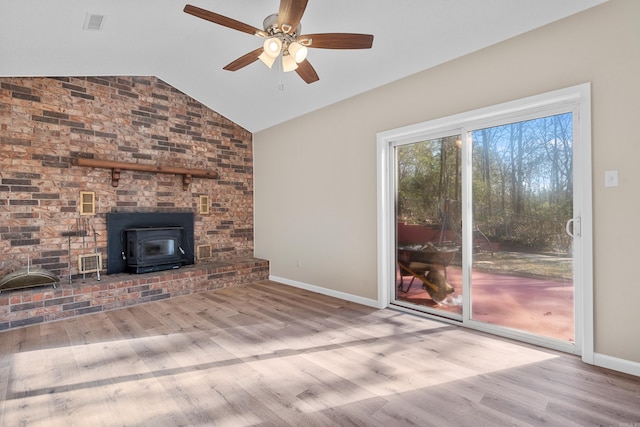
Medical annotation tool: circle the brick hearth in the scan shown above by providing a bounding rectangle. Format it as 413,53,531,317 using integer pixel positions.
0,257,268,332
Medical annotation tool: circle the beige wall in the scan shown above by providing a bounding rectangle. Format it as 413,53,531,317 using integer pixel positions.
254,0,640,364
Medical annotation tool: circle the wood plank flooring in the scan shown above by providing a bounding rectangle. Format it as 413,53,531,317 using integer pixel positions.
0,280,638,426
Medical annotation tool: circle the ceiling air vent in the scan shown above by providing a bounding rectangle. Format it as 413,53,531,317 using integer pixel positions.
83,13,105,31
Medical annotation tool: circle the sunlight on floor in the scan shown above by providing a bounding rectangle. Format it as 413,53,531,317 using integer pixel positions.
3,319,562,425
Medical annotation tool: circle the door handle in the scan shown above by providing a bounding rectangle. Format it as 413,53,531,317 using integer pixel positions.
565,217,581,238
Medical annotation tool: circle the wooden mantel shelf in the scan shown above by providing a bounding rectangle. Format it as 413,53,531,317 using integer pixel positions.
76,158,218,190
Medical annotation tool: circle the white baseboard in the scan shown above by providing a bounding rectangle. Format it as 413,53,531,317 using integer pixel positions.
269,275,380,309
593,353,640,377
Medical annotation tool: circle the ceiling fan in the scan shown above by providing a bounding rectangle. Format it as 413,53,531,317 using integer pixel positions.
183,1,374,84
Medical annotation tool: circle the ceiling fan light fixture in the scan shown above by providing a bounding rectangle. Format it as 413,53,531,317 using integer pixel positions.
258,51,277,68
288,42,308,63
282,54,298,72
263,37,282,58
183,3,374,84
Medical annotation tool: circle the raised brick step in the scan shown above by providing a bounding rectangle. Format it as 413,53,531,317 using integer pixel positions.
0,257,268,331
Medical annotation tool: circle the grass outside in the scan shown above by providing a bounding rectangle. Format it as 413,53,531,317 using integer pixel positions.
472,250,572,281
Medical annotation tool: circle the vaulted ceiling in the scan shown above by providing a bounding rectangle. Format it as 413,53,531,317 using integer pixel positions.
1,0,608,132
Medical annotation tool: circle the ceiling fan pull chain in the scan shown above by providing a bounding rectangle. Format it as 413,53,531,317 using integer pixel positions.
278,64,285,92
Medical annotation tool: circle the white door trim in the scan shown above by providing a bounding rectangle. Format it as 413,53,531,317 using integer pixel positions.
376,83,593,362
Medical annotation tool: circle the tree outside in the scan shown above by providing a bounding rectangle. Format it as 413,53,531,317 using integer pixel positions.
397,112,573,280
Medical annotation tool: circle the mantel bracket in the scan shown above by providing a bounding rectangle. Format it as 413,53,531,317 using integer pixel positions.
112,168,121,187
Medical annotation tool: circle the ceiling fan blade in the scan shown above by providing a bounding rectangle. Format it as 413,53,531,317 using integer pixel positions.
278,0,308,33
295,60,319,84
223,48,264,71
184,4,264,36
299,33,374,49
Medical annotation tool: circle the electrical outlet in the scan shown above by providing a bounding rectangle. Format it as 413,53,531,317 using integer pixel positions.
605,170,619,187
297,259,302,268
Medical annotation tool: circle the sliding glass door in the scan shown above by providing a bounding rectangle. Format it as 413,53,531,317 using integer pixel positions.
468,114,575,343
395,135,463,320
382,85,591,354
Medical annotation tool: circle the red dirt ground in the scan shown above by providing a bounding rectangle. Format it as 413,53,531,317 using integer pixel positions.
397,266,574,342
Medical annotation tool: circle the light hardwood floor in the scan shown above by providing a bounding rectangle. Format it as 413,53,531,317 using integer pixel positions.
0,280,638,426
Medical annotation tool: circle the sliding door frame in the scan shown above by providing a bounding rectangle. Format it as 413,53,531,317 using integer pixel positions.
376,83,593,361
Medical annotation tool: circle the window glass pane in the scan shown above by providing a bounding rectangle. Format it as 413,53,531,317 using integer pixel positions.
395,135,462,318
470,113,574,342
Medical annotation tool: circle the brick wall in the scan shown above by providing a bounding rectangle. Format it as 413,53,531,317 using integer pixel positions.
0,76,254,280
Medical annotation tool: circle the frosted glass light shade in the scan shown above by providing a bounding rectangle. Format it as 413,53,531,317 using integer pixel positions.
282,54,298,72
258,51,276,68
263,38,282,58
288,42,308,63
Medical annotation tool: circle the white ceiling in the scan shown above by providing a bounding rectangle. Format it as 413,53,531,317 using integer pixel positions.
1,0,607,132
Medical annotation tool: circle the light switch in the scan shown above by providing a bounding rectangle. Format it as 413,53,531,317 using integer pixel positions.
605,170,619,187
